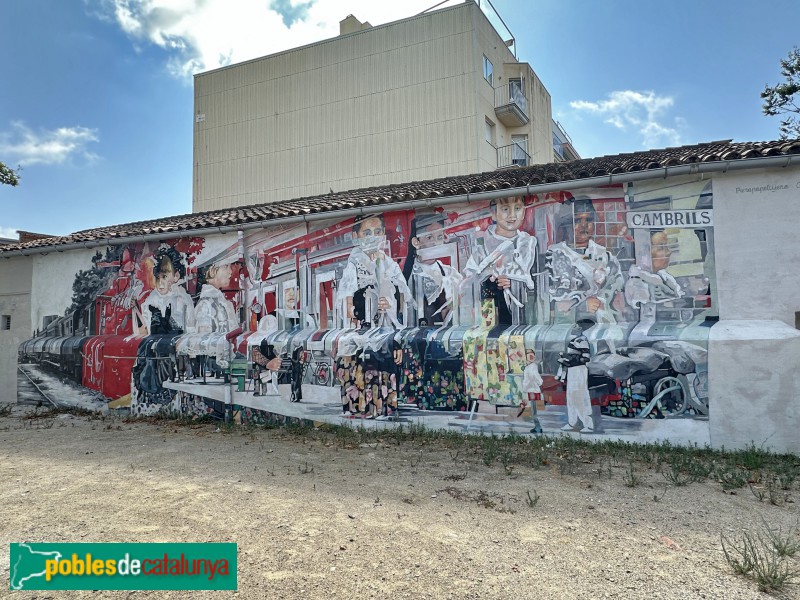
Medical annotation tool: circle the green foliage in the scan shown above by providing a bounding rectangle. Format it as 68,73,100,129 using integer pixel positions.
623,461,640,487
761,46,800,139
716,464,749,491
0,161,20,186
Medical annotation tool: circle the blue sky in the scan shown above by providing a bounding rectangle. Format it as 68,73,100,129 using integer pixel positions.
1,0,798,238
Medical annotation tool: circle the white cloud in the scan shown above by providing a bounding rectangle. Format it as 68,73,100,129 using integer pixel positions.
0,121,100,167
0,227,19,240
94,0,464,78
570,90,683,148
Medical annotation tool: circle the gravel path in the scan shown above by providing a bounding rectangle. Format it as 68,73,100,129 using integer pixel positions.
0,406,798,599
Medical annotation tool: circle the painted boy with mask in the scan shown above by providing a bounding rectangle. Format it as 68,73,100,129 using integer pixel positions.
339,214,413,329
336,214,413,419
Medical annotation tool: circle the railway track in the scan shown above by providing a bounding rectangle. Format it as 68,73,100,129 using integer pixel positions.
17,364,59,409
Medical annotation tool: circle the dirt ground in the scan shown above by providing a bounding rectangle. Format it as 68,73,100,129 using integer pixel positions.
1,405,798,600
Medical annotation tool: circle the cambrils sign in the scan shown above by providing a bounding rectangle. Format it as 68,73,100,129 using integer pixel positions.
626,209,713,228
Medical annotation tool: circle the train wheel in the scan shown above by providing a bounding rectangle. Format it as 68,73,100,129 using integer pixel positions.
652,376,689,416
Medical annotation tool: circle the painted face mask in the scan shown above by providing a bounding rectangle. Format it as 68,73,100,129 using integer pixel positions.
355,234,385,253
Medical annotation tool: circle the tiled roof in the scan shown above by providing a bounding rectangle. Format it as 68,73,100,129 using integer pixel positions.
3,138,799,255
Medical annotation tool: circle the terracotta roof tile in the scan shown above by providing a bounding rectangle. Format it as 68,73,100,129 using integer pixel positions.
3,138,799,254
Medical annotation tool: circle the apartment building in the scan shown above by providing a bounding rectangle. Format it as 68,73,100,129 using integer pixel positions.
192,0,575,212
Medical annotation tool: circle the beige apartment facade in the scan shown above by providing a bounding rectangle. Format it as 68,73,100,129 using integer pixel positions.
193,1,560,212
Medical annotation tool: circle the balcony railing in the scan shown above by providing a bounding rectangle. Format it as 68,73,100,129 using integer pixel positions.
494,83,529,127
497,141,530,169
552,120,580,161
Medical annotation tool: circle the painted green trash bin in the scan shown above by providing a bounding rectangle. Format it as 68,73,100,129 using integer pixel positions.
229,358,249,393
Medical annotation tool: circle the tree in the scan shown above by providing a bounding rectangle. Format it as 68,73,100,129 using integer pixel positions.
761,47,800,139
0,161,19,186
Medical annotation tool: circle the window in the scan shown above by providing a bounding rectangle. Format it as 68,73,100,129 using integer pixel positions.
482,55,493,86
509,77,527,111
1,315,9,331
485,118,496,145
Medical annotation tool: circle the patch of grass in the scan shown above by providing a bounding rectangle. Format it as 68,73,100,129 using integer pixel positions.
762,520,800,559
765,475,791,506
119,412,800,497
716,464,749,491
722,521,800,593
662,460,693,487
736,443,770,471
750,484,767,503
623,461,641,488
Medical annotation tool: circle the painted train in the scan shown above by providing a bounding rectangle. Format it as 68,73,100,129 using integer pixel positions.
20,185,715,427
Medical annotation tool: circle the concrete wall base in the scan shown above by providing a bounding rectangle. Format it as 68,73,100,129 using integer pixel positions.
709,320,800,454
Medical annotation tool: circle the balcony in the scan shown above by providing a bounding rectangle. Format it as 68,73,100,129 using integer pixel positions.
552,120,580,162
497,141,530,169
494,83,529,127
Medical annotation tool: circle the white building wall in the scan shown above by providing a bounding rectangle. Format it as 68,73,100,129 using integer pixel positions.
709,167,800,452
713,168,800,325
31,250,95,334
0,256,32,402
527,71,554,164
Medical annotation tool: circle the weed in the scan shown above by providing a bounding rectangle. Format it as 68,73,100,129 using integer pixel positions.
750,485,766,503
722,522,800,593
558,452,578,477
298,461,314,475
652,486,668,503
761,520,800,558
0,404,13,417
716,465,748,491
736,443,769,471
481,435,501,467
765,476,790,506
774,462,800,490
623,462,640,488
662,460,692,487
474,490,496,510
685,458,713,482
525,489,540,508
530,447,549,469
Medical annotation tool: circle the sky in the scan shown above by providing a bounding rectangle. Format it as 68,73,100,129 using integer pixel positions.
1,0,798,238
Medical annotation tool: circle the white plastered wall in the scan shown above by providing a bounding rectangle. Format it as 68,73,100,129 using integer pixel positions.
31,249,95,334
0,256,32,402
709,166,800,452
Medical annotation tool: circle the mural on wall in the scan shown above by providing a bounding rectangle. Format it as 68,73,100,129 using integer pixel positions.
18,178,715,439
